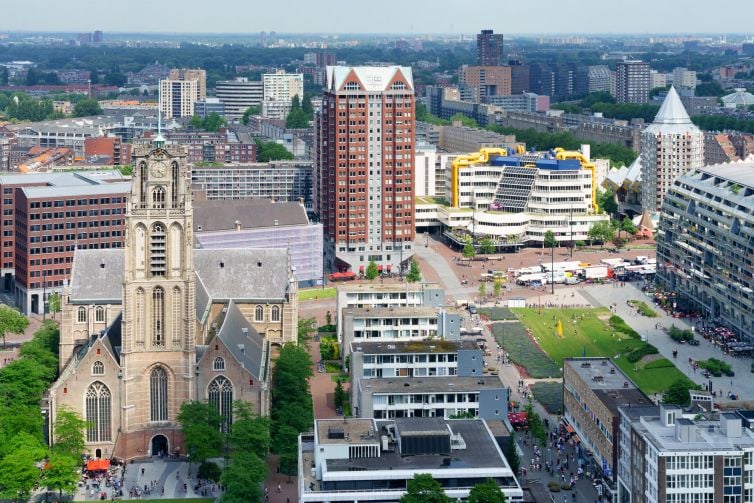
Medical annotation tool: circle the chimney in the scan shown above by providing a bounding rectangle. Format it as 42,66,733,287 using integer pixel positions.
660,404,681,427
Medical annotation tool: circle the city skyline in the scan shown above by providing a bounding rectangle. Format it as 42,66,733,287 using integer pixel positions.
3,0,754,35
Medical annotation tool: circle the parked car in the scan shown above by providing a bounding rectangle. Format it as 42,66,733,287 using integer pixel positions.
468,303,478,315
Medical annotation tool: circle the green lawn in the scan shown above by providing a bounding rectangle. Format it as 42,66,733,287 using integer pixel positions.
512,308,693,395
491,322,561,378
531,382,564,415
144,500,213,502
299,287,336,301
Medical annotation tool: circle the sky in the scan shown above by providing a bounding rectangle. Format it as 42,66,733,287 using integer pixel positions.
3,0,754,35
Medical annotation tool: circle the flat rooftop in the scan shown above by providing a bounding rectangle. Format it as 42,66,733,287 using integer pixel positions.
338,282,440,293
640,416,754,452
317,418,377,446
360,376,503,394
350,339,478,355
566,357,639,390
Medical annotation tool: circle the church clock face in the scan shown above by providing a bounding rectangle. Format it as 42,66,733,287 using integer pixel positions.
150,161,168,178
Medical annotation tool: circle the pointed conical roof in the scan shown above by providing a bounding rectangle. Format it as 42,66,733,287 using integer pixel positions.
653,86,691,125
643,86,700,135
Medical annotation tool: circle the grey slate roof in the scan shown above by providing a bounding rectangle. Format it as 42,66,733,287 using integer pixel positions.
69,249,124,303
68,248,290,305
193,248,290,302
216,301,268,381
194,199,309,232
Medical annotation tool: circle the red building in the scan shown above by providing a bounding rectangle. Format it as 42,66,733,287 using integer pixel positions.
315,66,415,273
0,171,129,314
84,137,133,165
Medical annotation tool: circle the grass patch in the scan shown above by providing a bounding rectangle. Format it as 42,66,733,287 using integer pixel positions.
628,300,659,317
512,307,693,395
491,321,561,378
325,361,343,373
300,287,336,301
144,500,214,502
531,382,564,415
643,358,675,370
479,307,517,320
331,373,349,383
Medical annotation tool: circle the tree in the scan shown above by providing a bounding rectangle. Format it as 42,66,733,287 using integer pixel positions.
400,473,451,503
89,70,99,85
587,221,614,248
103,72,127,87
177,401,223,471
0,306,28,348
479,237,495,255
462,235,476,259
48,292,61,320
72,98,102,117
406,259,421,283
302,93,314,118
597,188,618,217
493,279,502,298
0,66,8,86
620,216,637,239
504,433,520,475
478,282,486,299
297,317,317,346
221,450,267,503
254,140,294,162
229,401,270,460
286,94,310,128
544,230,557,250
0,432,46,500
524,400,547,447
663,379,695,407
51,408,88,458
241,105,261,125
365,260,379,281
468,478,507,503
334,379,346,410
450,112,477,128
42,452,79,500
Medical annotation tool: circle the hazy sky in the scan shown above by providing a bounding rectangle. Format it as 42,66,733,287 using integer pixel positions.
3,0,754,35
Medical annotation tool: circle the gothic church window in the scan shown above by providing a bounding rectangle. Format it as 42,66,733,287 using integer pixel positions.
153,187,166,209
213,357,225,371
271,306,281,322
78,307,87,323
135,288,145,345
208,376,233,433
92,361,105,375
172,287,182,347
150,223,166,277
150,367,168,422
86,381,112,442
152,287,164,347
255,305,264,322
171,161,179,208
95,306,105,323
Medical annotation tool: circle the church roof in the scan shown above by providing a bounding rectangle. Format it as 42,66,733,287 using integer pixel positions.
215,301,268,381
643,86,701,135
68,248,291,306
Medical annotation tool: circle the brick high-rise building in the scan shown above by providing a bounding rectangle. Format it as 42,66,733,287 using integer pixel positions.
459,65,512,102
477,29,504,66
316,66,415,274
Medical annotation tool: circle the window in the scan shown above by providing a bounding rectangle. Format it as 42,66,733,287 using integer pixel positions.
85,382,111,442
172,287,182,347
213,357,225,371
150,367,168,421
171,162,179,208
152,287,164,347
152,186,166,209
208,376,233,433
150,223,166,277
77,306,87,323
255,305,264,322
92,361,105,375
271,306,280,322
135,288,145,345
95,306,105,323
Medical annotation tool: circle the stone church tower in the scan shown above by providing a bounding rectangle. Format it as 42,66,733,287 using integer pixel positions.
118,138,196,457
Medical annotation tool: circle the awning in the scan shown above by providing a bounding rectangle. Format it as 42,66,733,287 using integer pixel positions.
86,459,110,471
571,435,581,444
508,411,528,424
359,265,365,271
566,424,575,433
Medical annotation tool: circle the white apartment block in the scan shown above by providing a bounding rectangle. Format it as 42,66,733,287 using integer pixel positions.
650,70,667,90
262,71,304,119
672,67,697,89
215,78,263,120
159,79,199,119
640,86,705,213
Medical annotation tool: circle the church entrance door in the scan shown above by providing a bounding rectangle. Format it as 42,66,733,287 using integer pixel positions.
151,435,168,457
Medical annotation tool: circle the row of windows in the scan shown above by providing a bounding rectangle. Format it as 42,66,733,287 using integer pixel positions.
255,305,281,322
78,306,106,323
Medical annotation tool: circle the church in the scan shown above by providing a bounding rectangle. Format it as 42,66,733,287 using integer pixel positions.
49,138,298,461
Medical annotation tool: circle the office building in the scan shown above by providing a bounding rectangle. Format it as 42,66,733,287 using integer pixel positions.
477,29,504,66
459,65,511,102
508,61,530,94
191,161,312,207
299,417,524,502
588,65,612,94
334,282,443,342
563,357,653,496
316,66,416,273
414,144,455,198
50,140,299,459
672,67,697,90
0,170,129,313
640,86,704,213
616,60,650,103
657,161,754,338
193,97,226,119
159,78,199,119
484,92,549,112
193,199,323,286
167,68,206,101
262,71,304,119
617,405,754,503
215,78,264,120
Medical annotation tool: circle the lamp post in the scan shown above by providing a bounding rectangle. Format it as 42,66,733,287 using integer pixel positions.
569,204,574,258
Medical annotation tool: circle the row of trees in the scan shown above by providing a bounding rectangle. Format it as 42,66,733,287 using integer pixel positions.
462,236,498,259
401,473,507,503
189,112,227,132
285,94,314,129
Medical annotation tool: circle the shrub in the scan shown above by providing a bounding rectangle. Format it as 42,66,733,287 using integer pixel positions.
644,358,674,370
626,344,659,363
198,461,221,482
548,481,561,492
698,358,733,377
628,300,659,318
668,325,694,343
561,483,572,490
609,315,641,339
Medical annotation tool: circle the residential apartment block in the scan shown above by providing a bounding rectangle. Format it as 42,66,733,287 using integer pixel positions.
657,161,754,338
616,60,650,104
477,29,505,66
215,78,263,120
262,71,304,120
459,65,512,102
159,78,199,119
316,66,416,273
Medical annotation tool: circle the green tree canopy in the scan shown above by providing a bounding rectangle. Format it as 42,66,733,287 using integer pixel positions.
0,306,28,348
400,473,451,503
286,94,310,128
41,452,79,499
0,432,46,500
365,260,379,281
587,220,614,248
302,93,314,118
254,140,294,162
479,237,495,255
190,112,226,132
450,112,478,128
468,478,507,503
241,105,261,125
462,235,476,259
620,216,638,237
220,450,267,503
334,379,346,409
597,188,618,217
177,401,223,467
51,408,88,458
72,98,102,117
663,379,695,406
406,259,421,283
543,230,557,249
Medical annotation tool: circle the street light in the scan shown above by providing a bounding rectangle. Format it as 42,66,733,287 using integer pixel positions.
569,204,574,258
